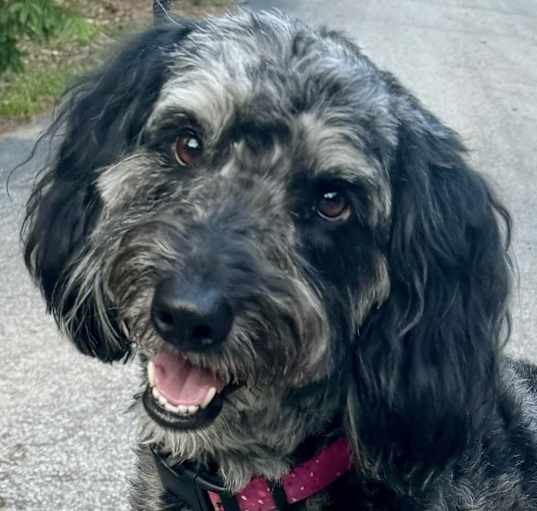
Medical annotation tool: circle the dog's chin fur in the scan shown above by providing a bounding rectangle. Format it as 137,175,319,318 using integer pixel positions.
21,8,537,511
136,376,343,492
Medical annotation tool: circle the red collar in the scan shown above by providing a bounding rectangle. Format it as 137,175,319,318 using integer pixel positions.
208,438,352,511
152,438,352,511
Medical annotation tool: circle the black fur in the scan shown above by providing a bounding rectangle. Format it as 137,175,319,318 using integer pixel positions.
24,21,196,361
21,11,537,511
349,99,512,478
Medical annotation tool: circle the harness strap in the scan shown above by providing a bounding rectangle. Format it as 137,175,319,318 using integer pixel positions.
152,437,351,511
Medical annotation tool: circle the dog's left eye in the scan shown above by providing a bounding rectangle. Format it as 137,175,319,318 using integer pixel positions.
316,190,352,222
174,131,203,167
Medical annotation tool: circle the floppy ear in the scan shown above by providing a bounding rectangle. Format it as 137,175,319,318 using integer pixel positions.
346,91,512,483
23,21,196,362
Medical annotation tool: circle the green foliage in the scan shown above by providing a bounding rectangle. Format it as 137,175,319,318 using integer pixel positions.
0,1,101,120
59,15,99,45
0,64,70,117
0,0,69,75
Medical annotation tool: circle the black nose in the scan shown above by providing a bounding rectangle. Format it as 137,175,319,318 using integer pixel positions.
151,278,233,351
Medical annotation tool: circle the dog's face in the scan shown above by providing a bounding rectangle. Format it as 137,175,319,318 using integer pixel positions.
82,13,392,455
24,11,511,485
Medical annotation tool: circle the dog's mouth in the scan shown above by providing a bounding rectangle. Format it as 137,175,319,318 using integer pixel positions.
142,350,234,430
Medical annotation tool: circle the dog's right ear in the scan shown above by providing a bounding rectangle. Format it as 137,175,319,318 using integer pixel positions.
22,21,196,362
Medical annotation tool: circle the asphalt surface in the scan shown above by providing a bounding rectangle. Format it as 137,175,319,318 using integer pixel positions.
1,1,536,509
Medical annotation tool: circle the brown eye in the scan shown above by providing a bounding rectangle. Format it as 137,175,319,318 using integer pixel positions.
316,190,351,222
174,132,203,166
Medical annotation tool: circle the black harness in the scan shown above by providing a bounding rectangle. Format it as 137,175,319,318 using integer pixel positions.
152,445,228,511
152,445,291,511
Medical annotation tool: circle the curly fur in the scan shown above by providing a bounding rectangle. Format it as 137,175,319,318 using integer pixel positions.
22,10,537,511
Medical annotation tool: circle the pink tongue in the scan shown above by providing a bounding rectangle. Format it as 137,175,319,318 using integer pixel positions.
153,351,224,406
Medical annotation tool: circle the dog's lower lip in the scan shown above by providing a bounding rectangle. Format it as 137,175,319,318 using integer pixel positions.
142,384,225,431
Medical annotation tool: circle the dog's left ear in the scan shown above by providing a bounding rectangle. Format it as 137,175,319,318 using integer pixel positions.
23,21,196,362
346,89,512,482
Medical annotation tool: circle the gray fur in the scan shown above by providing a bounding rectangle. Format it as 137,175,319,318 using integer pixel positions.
94,11,390,507
21,9,537,511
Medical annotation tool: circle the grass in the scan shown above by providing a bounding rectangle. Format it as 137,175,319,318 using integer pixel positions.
58,14,100,46
0,65,76,118
0,10,100,121
0,0,232,129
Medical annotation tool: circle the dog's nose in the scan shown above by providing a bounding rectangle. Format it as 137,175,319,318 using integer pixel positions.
151,278,233,351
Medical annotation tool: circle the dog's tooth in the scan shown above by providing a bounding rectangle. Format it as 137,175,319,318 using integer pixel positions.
187,405,199,415
177,405,188,415
201,387,217,409
147,361,155,387
152,387,160,399
158,394,168,406
164,402,179,414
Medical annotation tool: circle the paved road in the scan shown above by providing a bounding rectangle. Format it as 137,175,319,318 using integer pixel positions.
1,1,536,509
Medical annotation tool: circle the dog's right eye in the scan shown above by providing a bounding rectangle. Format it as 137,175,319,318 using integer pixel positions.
174,131,203,167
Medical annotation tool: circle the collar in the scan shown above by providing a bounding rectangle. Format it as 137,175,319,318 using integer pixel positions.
152,437,352,511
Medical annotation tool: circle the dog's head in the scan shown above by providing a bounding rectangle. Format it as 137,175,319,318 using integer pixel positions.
23,11,511,486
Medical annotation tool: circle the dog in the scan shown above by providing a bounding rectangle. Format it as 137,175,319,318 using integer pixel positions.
22,9,537,511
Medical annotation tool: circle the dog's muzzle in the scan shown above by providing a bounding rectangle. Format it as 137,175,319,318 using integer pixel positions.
141,277,239,430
